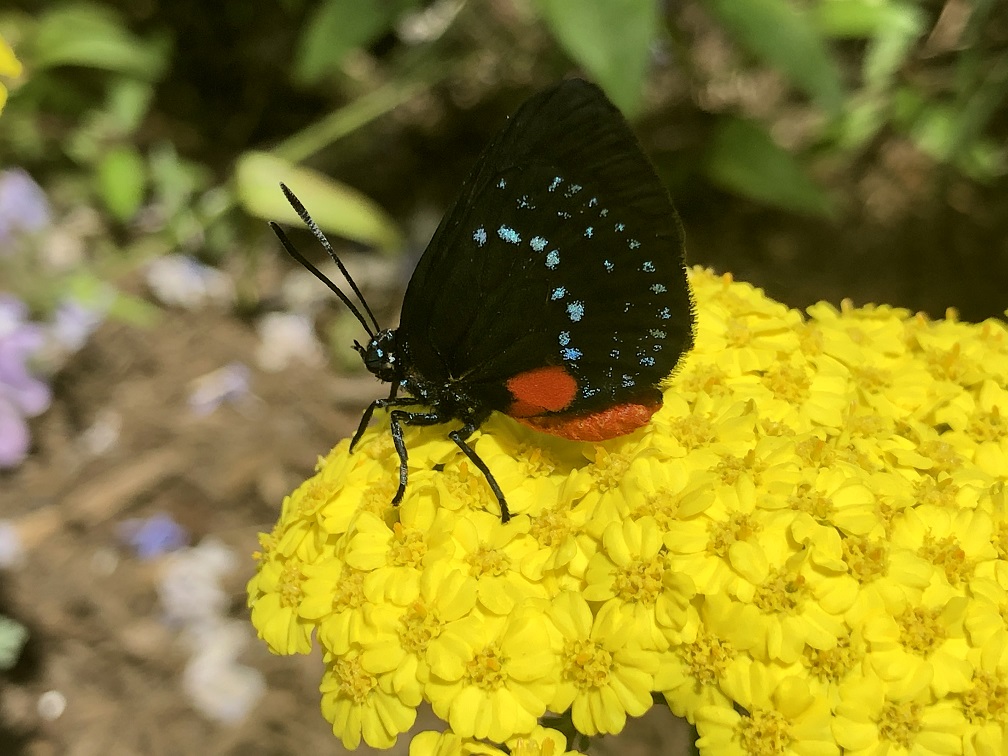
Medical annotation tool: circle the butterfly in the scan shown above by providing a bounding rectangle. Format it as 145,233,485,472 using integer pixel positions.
270,79,694,523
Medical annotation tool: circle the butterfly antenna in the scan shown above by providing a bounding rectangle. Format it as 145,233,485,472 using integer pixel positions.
270,221,376,339
276,183,382,334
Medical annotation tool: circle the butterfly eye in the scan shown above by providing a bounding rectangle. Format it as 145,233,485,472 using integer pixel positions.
362,331,399,381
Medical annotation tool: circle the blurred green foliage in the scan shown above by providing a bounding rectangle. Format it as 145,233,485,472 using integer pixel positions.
0,0,1005,288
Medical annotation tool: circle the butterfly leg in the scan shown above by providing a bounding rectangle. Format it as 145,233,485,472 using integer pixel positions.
388,409,443,505
448,424,510,523
350,394,422,452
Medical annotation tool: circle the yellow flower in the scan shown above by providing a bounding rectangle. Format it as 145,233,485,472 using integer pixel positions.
245,266,1008,752
361,563,477,692
582,516,682,649
451,510,547,614
247,551,315,655
408,725,577,756
695,663,838,755
425,602,557,742
320,650,417,749
0,35,22,113
548,592,658,735
345,498,455,606
832,672,964,755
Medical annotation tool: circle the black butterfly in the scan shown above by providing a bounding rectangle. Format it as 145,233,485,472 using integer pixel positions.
271,79,694,523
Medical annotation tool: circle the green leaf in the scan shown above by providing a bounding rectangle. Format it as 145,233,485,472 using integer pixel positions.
97,144,146,222
704,116,834,217
65,272,160,327
27,3,169,80
294,0,416,85
235,151,403,252
862,4,925,92
814,0,890,37
0,615,29,671
700,0,843,114
532,0,658,116
105,78,155,136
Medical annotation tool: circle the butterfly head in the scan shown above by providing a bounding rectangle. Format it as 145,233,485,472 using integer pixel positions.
355,329,401,383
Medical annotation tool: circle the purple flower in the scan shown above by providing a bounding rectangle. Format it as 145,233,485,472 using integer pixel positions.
188,362,250,416
52,297,107,353
118,513,189,559
0,169,51,245
0,296,50,469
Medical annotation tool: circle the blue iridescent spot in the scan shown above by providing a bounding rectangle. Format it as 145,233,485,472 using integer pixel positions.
649,328,666,339
641,356,656,367
600,208,608,217
584,226,594,238
517,195,534,209
558,210,572,219
565,183,582,197
588,197,598,207
549,176,562,192
603,260,614,272
653,343,663,351
629,239,641,249
610,349,619,358
473,227,487,246
615,223,625,232
497,178,506,189
582,386,598,398
498,225,521,244
567,301,585,322
530,236,548,252
651,283,668,294
559,330,570,346
561,347,583,361
546,250,560,269
659,307,671,319
622,374,635,388
551,286,566,300
642,261,655,272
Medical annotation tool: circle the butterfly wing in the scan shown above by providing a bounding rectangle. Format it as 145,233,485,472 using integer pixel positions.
398,80,694,434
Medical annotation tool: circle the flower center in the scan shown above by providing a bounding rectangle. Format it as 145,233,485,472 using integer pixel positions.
842,536,887,582
398,600,441,655
468,546,510,578
466,645,508,689
682,629,733,685
960,671,1008,724
878,700,922,748
897,606,944,655
612,558,664,605
334,656,377,704
736,708,791,756
563,639,612,689
388,523,426,568
591,447,631,492
278,560,305,608
762,363,810,403
709,513,760,558
918,534,971,585
752,569,806,614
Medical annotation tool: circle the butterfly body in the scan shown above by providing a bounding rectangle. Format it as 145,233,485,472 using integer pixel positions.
273,79,695,522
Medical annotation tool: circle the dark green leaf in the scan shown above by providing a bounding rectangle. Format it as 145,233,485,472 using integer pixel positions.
28,3,169,80
701,0,843,114
294,0,416,85
704,117,834,217
533,0,658,116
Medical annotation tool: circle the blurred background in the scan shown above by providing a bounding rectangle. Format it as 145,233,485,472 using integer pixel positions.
0,0,1005,753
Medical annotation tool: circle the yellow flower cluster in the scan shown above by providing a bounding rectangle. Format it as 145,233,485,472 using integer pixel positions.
247,267,1008,755
0,35,21,113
